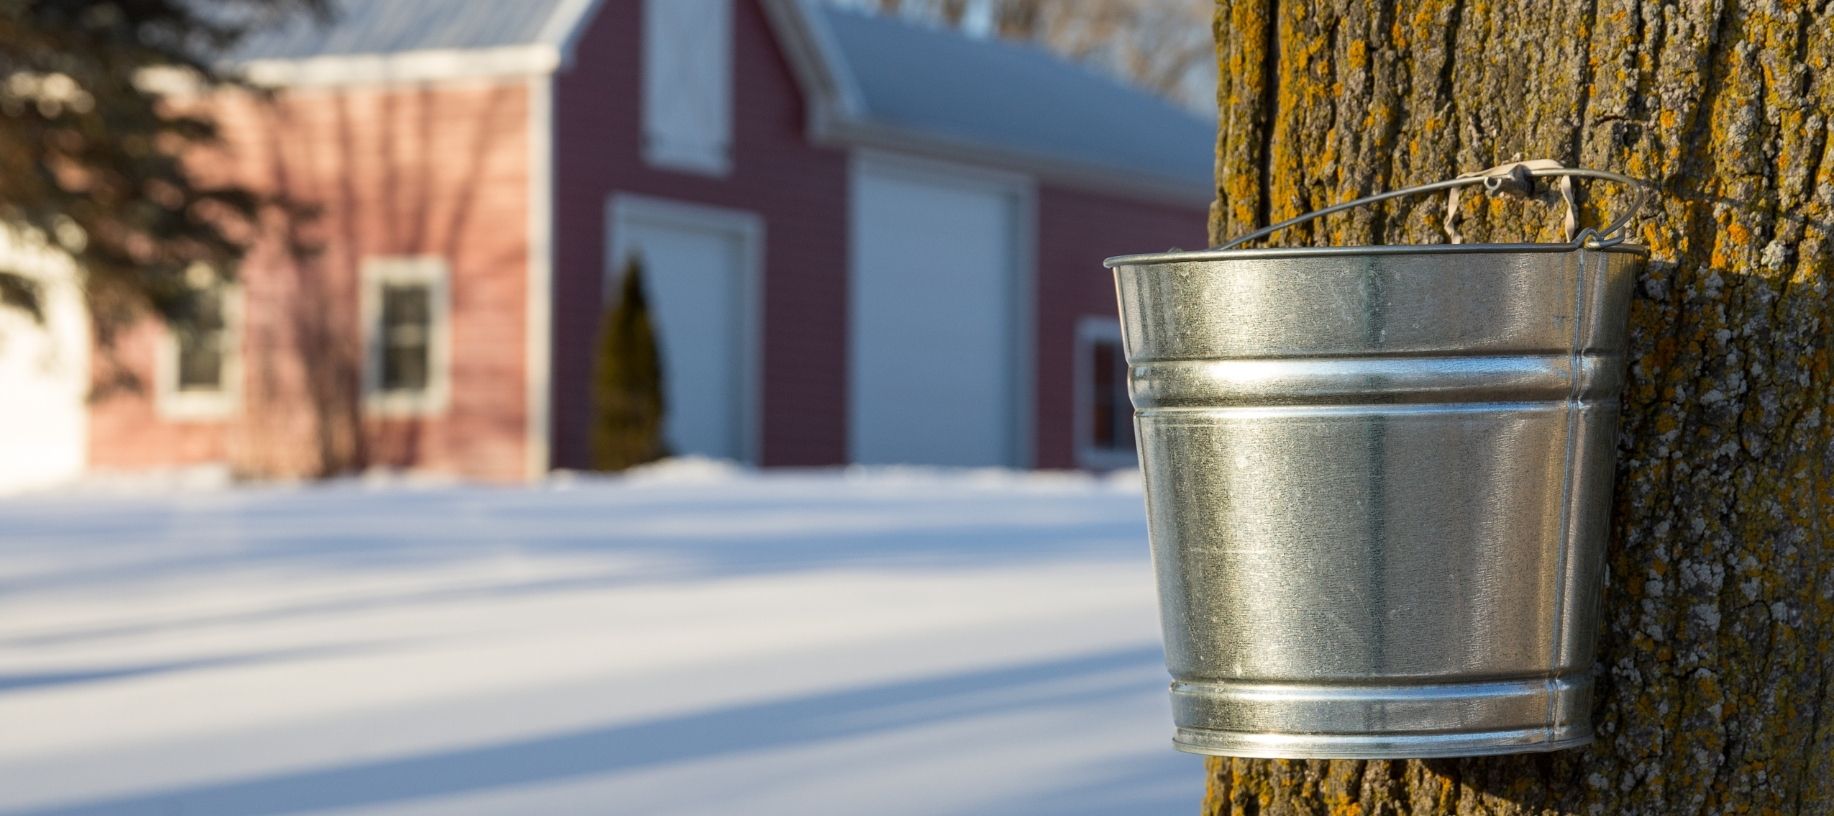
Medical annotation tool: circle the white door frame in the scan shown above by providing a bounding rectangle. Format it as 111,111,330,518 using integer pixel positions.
847,149,1037,468
605,193,765,465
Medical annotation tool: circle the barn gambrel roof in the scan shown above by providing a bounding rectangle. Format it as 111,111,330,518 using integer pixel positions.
230,0,1214,204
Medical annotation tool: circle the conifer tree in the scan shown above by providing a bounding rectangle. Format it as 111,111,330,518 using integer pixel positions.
591,255,668,471
0,0,326,335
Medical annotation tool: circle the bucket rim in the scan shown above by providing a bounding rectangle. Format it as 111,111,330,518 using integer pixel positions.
1103,241,1650,268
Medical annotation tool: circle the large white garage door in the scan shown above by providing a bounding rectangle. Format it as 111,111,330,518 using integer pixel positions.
0,230,87,492
608,196,760,463
850,158,1026,467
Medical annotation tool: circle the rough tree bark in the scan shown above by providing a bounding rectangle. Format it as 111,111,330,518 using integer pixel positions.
1204,0,1832,813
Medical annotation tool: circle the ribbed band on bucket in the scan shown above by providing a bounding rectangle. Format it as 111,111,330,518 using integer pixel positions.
1168,675,1593,759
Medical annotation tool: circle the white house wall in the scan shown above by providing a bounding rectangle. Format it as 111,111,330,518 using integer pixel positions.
0,229,87,492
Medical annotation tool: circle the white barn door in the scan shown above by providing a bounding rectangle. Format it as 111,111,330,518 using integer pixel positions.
850,156,1030,467
0,230,87,492
608,196,760,463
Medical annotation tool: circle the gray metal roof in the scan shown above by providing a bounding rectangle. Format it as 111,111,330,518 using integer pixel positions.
229,0,579,61
813,5,1214,195
225,0,1212,201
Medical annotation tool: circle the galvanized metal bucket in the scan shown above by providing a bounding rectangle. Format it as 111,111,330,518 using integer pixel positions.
1106,162,1651,759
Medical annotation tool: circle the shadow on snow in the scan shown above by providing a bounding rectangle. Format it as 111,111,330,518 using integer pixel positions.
7,644,1179,816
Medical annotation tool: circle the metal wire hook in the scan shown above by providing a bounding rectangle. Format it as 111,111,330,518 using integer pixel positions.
1216,161,1654,251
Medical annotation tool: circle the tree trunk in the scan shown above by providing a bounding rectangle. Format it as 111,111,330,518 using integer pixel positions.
1203,1,1833,813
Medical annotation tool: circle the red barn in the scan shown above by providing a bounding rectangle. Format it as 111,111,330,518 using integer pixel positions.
63,0,1211,484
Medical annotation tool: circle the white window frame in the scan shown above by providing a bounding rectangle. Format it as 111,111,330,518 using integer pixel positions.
1074,316,1137,470
361,256,452,417
640,0,734,177
156,280,242,421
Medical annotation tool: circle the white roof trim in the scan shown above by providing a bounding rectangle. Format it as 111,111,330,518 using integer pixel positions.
539,0,609,69
241,45,560,88
760,0,861,137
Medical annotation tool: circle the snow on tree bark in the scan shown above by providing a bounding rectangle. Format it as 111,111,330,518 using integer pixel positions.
1204,1,1833,813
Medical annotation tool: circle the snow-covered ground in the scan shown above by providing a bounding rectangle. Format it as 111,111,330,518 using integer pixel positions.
0,462,1201,815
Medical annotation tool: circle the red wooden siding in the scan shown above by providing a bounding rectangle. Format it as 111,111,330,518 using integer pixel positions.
1032,185,1207,469
88,81,534,481
549,0,851,470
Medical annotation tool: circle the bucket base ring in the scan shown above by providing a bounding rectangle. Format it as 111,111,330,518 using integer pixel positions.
1173,726,1594,760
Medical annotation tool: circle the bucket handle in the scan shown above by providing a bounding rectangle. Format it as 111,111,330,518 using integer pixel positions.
1215,160,1654,251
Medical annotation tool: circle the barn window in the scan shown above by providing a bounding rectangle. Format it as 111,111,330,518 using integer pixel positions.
1076,317,1136,469
157,266,240,420
641,0,733,176
362,257,450,416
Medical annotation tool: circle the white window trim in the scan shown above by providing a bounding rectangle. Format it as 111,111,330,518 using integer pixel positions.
155,283,243,422
361,256,452,417
1074,316,1137,471
640,0,734,177
605,193,765,464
